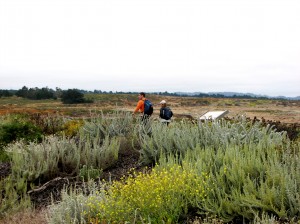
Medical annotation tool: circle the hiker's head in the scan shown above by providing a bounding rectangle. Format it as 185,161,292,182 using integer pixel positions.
160,100,167,107
139,92,145,99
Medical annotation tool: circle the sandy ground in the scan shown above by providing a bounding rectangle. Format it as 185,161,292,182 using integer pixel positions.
125,98,300,124
170,105,300,124
1,96,299,124
153,98,300,124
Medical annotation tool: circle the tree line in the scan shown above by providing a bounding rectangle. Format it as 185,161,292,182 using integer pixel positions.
0,86,293,102
0,86,91,104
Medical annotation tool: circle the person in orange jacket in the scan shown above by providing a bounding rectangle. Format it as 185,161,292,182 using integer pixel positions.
132,92,152,125
132,92,146,115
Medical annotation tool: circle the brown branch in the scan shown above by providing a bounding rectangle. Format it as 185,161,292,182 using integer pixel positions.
28,177,69,194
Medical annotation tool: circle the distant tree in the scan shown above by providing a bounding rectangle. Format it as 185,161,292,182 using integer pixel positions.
35,87,55,99
61,89,86,104
27,87,37,99
0,90,13,97
55,87,63,99
15,86,29,98
15,86,56,100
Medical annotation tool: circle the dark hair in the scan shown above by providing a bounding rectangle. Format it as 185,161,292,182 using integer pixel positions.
139,92,145,97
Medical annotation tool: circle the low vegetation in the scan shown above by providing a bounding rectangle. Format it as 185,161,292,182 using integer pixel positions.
0,96,299,223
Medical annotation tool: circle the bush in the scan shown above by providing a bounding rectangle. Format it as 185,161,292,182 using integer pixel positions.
0,121,42,148
62,119,84,137
0,150,10,162
61,89,93,104
6,135,120,182
0,176,31,218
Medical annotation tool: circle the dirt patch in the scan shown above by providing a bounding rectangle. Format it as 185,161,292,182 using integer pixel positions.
101,149,141,182
29,149,142,209
0,162,11,180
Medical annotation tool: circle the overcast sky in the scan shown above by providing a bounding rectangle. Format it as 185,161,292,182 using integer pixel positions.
0,0,299,97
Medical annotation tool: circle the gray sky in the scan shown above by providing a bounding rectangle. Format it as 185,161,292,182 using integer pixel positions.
0,0,299,97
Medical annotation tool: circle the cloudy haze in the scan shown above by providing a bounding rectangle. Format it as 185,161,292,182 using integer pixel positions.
0,0,299,97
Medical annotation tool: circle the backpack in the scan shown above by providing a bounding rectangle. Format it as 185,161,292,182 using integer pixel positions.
144,99,153,116
163,107,173,120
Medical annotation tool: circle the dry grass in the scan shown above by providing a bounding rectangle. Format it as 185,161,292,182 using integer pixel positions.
142,95,300,124
0,209,47,224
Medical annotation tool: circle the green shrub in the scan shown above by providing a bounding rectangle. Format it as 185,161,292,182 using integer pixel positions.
79,165,102,181
0,176,31,218
61,89,93,104
0,120,42,148
0,150,10,162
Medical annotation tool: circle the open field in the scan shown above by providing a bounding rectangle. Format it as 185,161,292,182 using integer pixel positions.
0,94,300,223
1,94,300,124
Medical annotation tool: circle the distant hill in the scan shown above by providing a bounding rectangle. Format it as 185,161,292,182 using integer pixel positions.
174,91,300,100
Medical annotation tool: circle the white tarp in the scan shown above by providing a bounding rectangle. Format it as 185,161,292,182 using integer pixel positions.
199,110,229,120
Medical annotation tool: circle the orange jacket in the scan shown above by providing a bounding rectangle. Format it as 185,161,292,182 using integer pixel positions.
134,97,145,113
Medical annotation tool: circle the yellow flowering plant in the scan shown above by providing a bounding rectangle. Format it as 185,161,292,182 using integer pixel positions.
85,164,209,223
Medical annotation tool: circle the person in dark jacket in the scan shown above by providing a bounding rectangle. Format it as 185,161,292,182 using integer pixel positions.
159,100,173,125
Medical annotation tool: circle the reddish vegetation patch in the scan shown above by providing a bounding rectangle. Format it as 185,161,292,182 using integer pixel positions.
0,108,58,116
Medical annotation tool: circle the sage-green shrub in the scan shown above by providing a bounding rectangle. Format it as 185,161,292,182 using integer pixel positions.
46,181,100,224
179,143,300,222
139,116,287,165
6,135,120,182
79,165,102,181
155,120,299,222
81,110,134,140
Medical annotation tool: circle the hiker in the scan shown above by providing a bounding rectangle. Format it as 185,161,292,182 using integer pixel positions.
132,92,153,123
159,100,173,125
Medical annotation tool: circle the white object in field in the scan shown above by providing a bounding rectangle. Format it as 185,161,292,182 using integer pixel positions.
199,110,229,121
160,119,171,123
